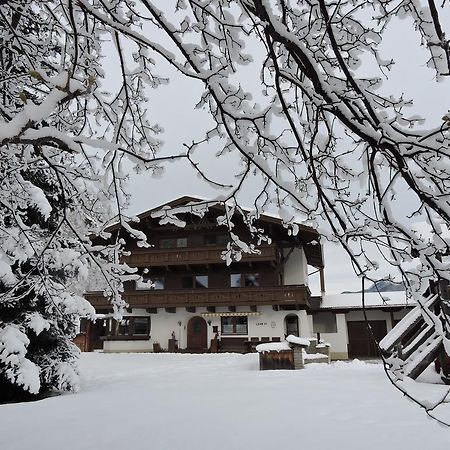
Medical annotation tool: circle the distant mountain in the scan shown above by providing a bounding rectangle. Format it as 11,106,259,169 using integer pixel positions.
341,280,405,294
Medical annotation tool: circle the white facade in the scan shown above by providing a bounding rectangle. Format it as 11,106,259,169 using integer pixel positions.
283,248,308,286
307,313,349,360
103,306,314,353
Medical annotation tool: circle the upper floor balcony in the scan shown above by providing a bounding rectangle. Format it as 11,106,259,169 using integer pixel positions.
121,244,278,268
86,284,311,310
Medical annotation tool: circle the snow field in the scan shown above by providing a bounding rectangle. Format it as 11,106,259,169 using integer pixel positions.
0,353,449,450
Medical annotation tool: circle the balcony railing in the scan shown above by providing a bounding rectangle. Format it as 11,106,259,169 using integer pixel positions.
86,285,311,309
121,244,277,267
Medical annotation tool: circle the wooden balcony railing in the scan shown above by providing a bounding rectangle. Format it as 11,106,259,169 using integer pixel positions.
121,244,277,267
86,285,310,309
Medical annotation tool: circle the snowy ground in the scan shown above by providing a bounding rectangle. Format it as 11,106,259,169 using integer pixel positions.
1,353,450,450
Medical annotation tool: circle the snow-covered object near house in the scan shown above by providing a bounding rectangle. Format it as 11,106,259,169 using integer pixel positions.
302,350,329,362
286,335,310,347
256,342,291,353
379,292,443,381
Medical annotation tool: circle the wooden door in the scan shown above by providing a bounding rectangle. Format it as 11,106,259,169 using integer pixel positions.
285,314,299,336
347,320,387,358
187,316,207,352
87,320,106,351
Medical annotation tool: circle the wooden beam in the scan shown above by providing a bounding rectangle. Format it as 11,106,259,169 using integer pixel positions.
228,306,236,312
146,308,157,314
319,268,326,293
185,306,196,313
250,305,257,312
165,307,176,313
207,306,216,313
272,305,279,311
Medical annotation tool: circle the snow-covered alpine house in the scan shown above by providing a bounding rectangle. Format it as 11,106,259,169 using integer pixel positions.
81,197,413,359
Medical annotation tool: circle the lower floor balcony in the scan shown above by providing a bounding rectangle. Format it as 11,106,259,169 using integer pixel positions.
85,285,311,309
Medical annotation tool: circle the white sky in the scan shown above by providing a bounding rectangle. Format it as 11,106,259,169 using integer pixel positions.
108,9,450,296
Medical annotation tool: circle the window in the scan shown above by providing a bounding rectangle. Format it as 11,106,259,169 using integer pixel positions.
136,276,164,290
230,273,260,287
182,275,194,288
221,316,248,335
230,274,241,288
195,275,208,288
204,234,229,247
117,318,131,336
204,235,217,246
244,273,260,287
182,275,208,288
152,277,164,290
176,238,187,248
160,238,176,249
112,317,150,337
133,317,150,335
312,312,337,334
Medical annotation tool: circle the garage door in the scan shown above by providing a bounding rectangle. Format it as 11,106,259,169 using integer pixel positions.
347,320,387,358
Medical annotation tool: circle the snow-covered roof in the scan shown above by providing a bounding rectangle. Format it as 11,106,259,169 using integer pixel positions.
319,291,415,310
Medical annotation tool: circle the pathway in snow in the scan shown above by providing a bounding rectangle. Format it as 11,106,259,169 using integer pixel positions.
0,353,449,450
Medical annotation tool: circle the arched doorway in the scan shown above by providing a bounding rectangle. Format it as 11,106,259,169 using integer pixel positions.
285,314,299,337
187,316,208,352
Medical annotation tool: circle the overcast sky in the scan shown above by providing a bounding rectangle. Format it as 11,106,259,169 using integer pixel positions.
110,8,450,296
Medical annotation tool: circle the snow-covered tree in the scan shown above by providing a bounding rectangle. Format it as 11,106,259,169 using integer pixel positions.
71,0,450,417
0,0,180,401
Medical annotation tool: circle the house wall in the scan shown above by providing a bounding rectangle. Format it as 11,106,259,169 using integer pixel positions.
346,308,410,332
103,306,314,353
283,248,308,286
307,312,348,360
319,313,348,360
98,305,415,357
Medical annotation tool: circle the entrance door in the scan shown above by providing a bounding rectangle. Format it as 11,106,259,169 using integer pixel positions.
87,319,107,351
285,314,299,337
347,320,387,358
187,316,208,352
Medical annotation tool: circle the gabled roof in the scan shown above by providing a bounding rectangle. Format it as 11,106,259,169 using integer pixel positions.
110,195,324,267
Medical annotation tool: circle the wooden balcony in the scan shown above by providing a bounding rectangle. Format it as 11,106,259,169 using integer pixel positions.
86,285,311,309
121,244,277,267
